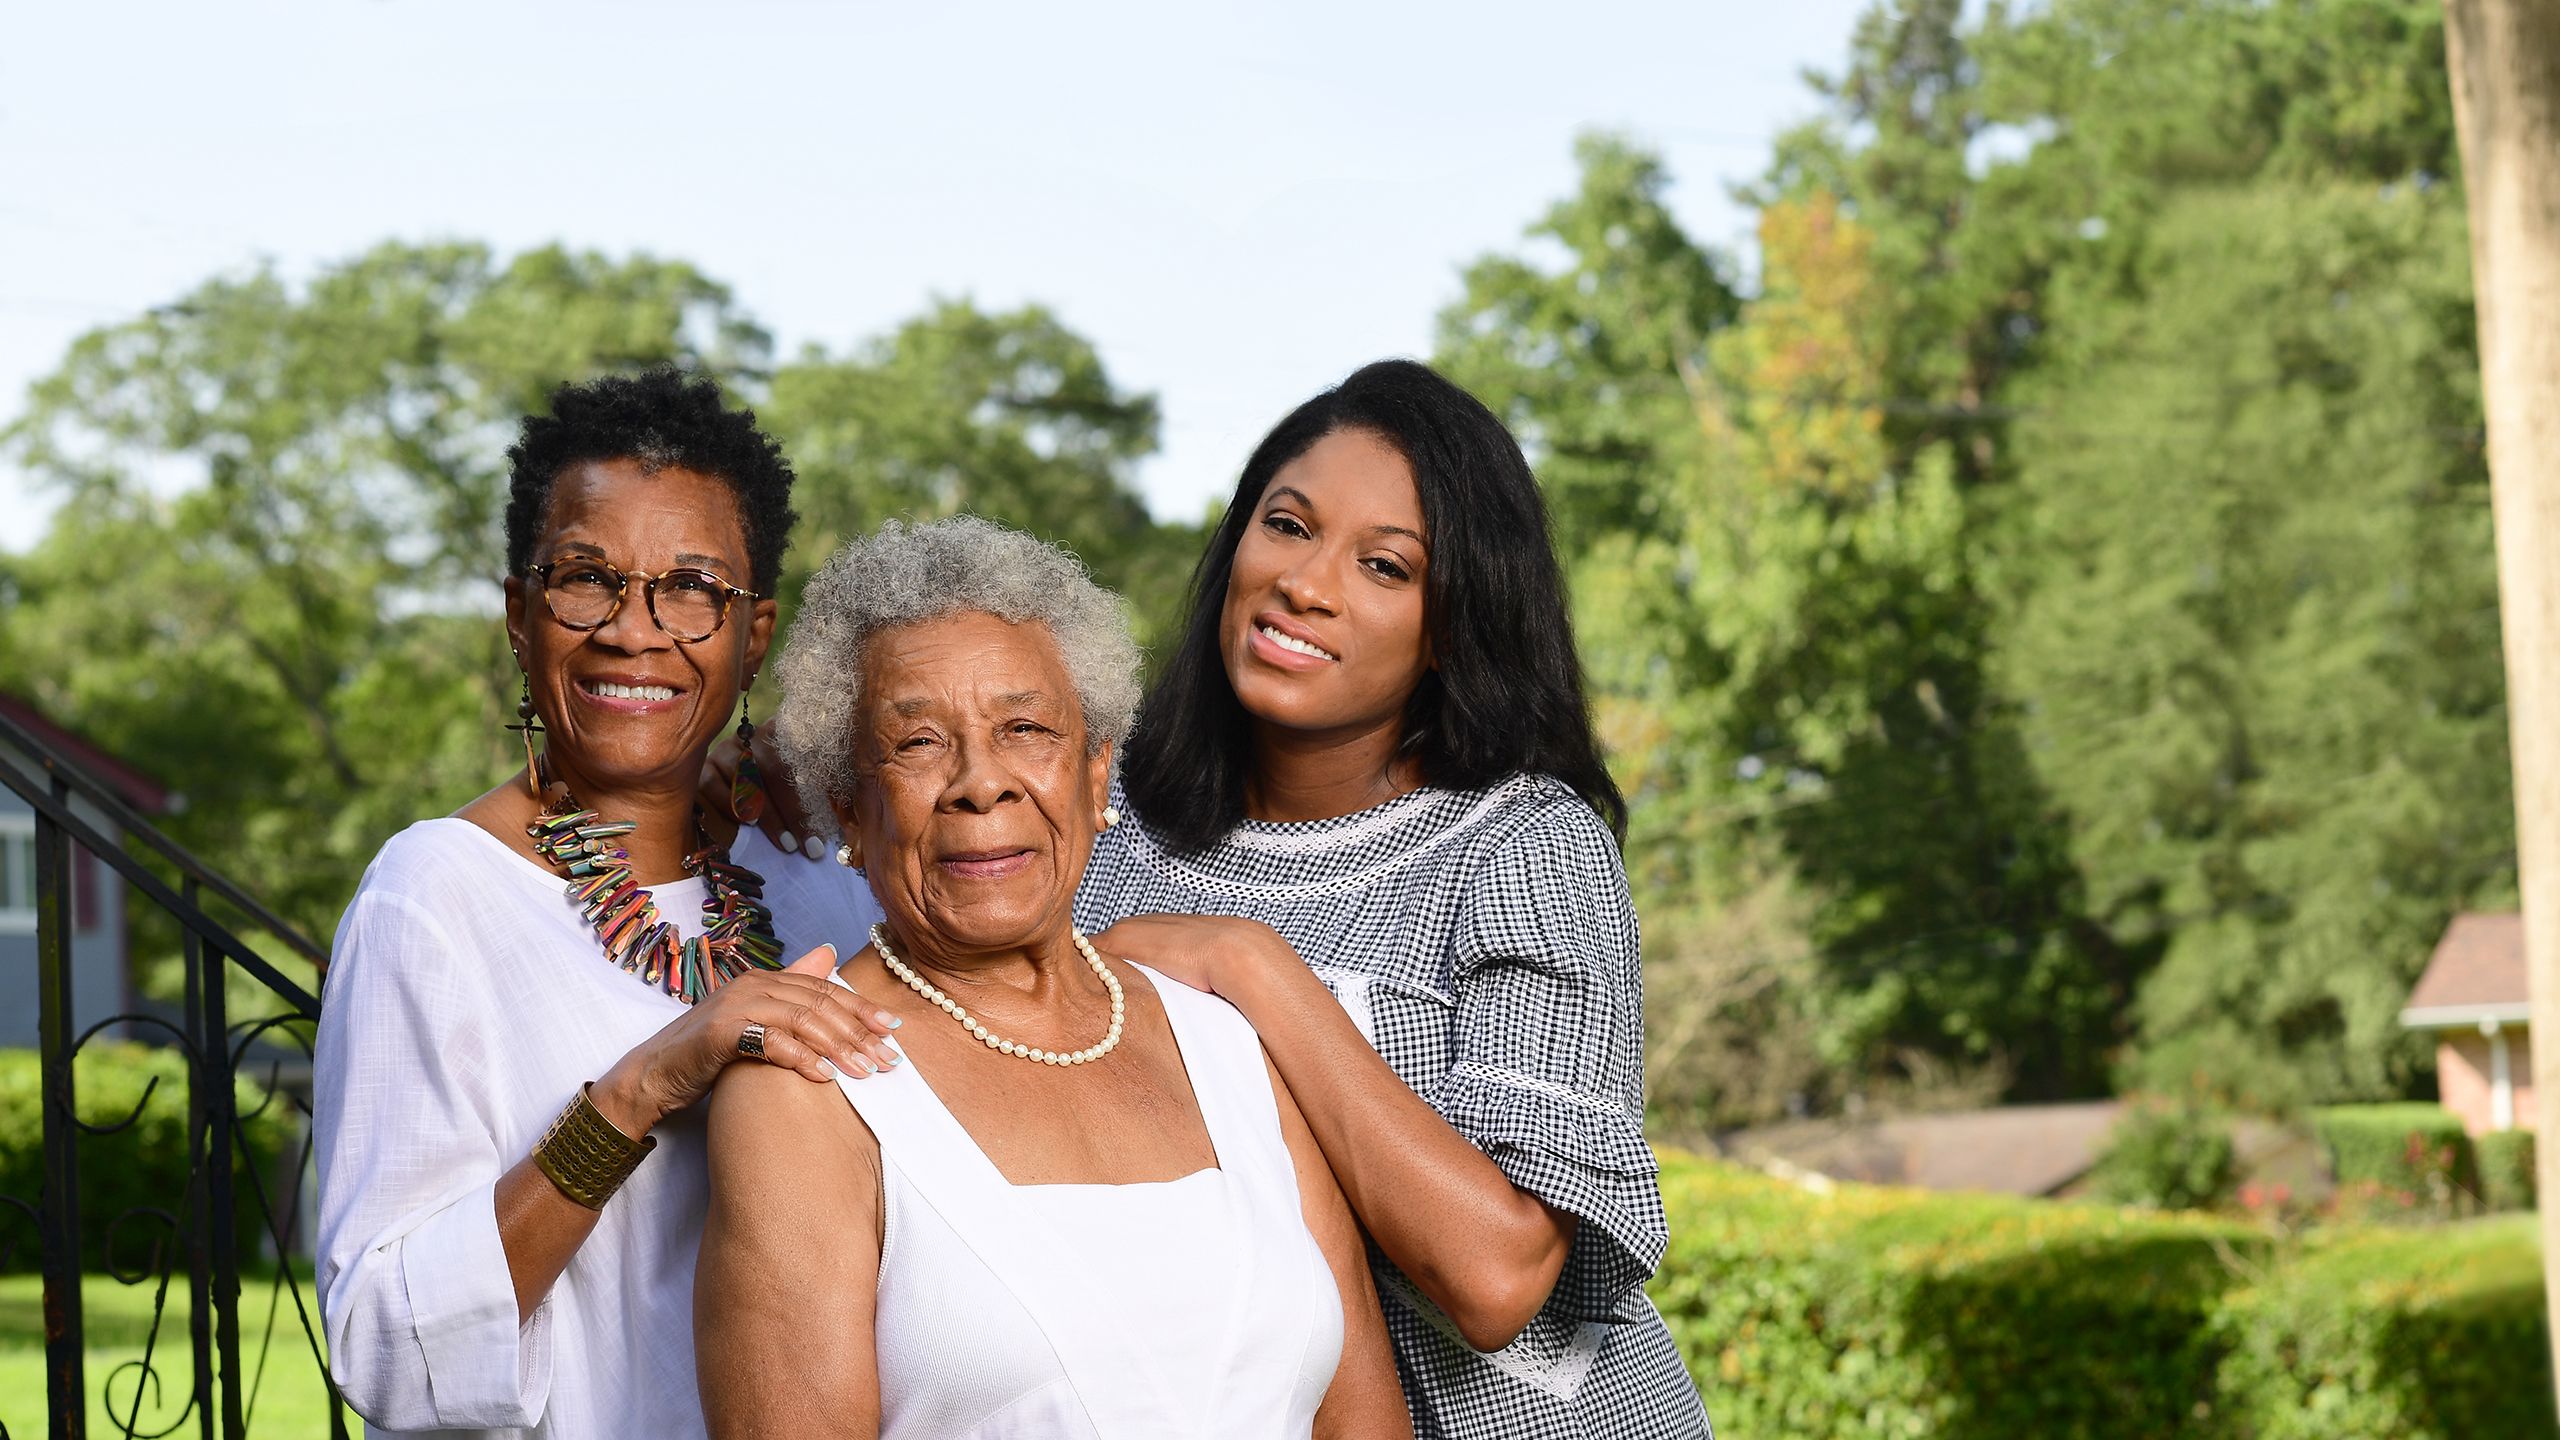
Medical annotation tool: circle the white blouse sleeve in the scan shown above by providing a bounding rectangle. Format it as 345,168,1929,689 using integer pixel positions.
313,888,556,1430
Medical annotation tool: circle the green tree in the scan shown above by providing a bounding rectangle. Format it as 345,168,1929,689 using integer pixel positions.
1884,0,2504,1105
1436,135,1739,557
0,246,1185,966
1993,181,2507,1106
2,242,764,939
760,300,1196,646
1443,136,2117,1118
1448,0,2498,1118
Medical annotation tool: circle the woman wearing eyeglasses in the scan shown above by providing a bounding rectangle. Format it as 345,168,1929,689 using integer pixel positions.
312,369,897,1440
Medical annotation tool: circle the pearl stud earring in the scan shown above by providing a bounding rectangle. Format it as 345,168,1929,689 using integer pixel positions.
1101,806,1121,829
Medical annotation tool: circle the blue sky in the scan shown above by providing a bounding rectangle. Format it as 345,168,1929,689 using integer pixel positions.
0,1,1869,548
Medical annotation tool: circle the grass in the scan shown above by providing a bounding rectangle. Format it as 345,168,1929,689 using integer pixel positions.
0,1271,356,1438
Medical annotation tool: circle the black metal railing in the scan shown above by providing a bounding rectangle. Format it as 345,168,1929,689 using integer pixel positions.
0,708,350,1440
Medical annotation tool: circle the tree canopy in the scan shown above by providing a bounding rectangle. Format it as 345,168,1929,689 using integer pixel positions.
0,244,1181,950
0,0,2511,1120
1435,0,2504,1118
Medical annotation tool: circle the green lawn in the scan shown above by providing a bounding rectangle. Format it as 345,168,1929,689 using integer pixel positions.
0,1272,355,1438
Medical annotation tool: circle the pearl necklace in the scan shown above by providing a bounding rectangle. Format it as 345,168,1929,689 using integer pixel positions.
870,923,1126,1066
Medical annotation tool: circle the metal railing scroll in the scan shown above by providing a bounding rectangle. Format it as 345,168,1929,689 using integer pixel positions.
0,708,352,1440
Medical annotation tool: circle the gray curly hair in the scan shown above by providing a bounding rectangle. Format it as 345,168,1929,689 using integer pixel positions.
769,515,1141,829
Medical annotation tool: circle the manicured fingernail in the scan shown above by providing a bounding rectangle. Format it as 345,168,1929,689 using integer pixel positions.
815,1058,838,1079
880,1013,902,1029
802,835,826,860
779,829,798,852
880,1050,901,1068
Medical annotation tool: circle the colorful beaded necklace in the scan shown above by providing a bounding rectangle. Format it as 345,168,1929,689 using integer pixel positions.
526,794,784,1005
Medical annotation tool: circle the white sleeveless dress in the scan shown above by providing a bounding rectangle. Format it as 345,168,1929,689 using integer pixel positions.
827,964,1346,1438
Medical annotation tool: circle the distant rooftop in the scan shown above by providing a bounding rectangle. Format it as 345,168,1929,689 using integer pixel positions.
1727,1101,2126,1197
0,690,173,813
2402,912,2529,1028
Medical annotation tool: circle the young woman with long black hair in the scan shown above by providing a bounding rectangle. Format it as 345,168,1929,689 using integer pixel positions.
1079,360,1710,1437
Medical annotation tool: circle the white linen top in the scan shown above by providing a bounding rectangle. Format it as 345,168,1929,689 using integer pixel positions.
313,818,879,1439
835,964,1342,1437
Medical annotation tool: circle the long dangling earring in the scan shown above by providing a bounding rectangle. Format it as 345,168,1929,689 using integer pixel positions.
509,672,547,798
731,686,767,826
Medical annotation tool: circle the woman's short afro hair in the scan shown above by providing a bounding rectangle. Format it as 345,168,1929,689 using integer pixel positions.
503,367,799,593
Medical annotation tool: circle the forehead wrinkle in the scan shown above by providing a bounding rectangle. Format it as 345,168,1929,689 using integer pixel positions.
539,538,745,571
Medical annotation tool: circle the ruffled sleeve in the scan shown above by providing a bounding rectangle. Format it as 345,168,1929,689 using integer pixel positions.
1431,795,1666,1322
313,882,555,1430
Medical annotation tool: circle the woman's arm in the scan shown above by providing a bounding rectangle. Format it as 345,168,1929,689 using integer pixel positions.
1103,807,1669,1354
697,1061,884,1439
317,892,898,1432
493,941,893,1321
1240,939,1574,1351
1097,915,1572,1352
1271,1056,1412,1439
318,892,546,1430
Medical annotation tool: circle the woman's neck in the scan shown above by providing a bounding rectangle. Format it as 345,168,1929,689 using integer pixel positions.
883,925,1086,999
485,755,705,886
1244,716,1423,824
574,784,703,886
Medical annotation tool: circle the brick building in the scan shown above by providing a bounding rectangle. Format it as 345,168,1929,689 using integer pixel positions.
2401,912,2536,1136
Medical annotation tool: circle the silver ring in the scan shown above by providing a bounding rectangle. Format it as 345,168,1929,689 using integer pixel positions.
737,1021,768,1059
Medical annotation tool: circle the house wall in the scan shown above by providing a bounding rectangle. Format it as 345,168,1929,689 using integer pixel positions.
0,772,132,1050
2510,1027,2538,1133
2436,1027,2538,1136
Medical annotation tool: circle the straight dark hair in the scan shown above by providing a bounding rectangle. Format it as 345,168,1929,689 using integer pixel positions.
1122,358,1626,852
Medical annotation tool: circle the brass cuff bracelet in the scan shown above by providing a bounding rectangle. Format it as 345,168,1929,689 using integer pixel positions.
533,1082,656,1210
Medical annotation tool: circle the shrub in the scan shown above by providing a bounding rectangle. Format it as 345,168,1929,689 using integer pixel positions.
2212,1217,2552,1440
2314,1103,2477,1213
2477,1130,2537,1213
1648,1151,2264,1439
0,1043,293,1274
2090,1100,2239,1210
1651,1152,2553,1438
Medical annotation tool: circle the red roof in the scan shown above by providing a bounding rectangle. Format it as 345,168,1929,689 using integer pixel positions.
2404,912,2528,1016
0,692,172,813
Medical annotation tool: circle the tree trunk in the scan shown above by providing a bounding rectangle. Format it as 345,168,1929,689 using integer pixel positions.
2445,0,2560,1417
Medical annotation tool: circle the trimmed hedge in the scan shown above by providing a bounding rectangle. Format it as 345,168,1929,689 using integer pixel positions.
2212,1217,2551,1440
2314,1103,2477,1208
2089,1100,2238,1210
2479,1130,2537,1213
1649,1154,2264,1438
1649,1151,2554,1440
0,1044,290,1274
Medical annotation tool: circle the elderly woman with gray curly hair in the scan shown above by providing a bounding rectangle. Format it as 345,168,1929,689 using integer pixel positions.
692,515,1408,1439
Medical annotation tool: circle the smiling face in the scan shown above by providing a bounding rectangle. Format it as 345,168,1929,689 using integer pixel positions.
836,611,1112,960
503,458,775,796
1218,427,1434,743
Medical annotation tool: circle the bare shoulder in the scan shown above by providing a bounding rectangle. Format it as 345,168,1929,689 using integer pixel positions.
707,1064,878,1175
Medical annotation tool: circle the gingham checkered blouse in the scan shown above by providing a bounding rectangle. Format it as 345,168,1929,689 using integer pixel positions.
1076,774,1712,1440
